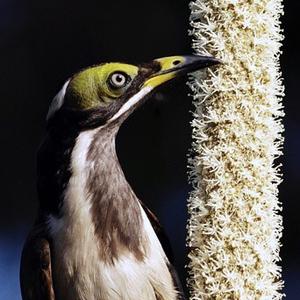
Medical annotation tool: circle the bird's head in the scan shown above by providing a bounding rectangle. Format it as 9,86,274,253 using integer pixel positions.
47,55,220,131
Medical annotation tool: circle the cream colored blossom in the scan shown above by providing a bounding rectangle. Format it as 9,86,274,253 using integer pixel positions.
187,0,284,299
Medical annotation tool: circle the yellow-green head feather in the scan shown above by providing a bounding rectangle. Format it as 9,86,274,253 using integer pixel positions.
65,63,139,110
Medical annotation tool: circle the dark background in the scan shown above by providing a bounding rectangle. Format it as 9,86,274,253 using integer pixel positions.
0,0,298,298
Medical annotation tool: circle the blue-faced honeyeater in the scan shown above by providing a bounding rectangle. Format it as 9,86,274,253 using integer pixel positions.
20,55,220,300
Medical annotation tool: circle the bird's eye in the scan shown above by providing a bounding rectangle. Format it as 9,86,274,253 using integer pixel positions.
108,72,130,90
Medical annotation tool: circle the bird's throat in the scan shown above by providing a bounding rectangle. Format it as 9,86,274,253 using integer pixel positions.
84,126,145,261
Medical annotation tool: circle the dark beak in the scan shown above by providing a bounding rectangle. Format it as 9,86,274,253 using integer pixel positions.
143,55,221,88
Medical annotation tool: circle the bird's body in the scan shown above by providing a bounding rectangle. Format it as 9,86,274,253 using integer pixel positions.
20,55,220,300
47,127,177,300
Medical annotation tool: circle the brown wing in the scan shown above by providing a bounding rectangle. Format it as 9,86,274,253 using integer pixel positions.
139,201,186,300
140,201,175,263
20,225,55,300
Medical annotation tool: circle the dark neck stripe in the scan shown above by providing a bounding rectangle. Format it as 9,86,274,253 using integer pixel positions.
86,125,145,262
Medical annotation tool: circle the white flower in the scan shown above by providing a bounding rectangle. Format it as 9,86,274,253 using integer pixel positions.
187,0,284,298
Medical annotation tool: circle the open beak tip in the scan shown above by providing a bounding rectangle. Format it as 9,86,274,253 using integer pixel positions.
196,55,222,66
207,57,223,68
213,57,223,65
182,55,222,72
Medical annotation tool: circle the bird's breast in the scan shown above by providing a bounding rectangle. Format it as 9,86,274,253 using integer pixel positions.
47,129,177,300
49,204,177,300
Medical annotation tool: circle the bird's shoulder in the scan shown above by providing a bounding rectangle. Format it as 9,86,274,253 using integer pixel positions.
20,220,55,300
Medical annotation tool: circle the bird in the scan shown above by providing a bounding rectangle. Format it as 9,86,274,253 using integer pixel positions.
20,55,220,300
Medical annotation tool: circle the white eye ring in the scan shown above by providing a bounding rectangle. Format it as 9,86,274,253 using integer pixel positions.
109,72,129,89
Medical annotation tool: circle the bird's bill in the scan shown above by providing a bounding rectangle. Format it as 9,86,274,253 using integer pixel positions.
143,55,221,89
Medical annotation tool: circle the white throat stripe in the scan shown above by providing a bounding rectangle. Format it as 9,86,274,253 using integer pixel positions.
109,86,153,122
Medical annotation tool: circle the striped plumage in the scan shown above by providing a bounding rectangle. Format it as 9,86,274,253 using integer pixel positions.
20,55,220,300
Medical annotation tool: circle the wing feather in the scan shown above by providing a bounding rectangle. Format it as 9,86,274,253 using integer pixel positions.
20,224,55,300
140,201,187,300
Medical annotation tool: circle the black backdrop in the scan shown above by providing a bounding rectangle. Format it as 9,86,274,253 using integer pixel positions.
0,0,299,298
